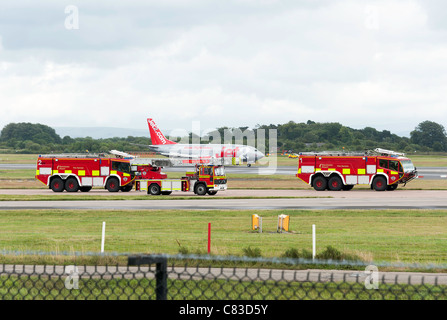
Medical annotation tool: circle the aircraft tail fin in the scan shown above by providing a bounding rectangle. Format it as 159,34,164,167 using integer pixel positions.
147,118,177,145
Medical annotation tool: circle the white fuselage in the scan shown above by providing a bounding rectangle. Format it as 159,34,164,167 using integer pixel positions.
150,144,264,164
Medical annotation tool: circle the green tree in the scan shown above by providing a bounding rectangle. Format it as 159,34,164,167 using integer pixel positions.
410,120,447,151
0,122,61,145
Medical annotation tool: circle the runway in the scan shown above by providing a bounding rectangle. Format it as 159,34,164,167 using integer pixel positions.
1,189,447,210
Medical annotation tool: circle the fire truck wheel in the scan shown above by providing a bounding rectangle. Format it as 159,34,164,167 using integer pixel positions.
195,183,207,196
387,184,398,191
373,176,387,191
207,190,218,195
312,176,327,191
342,185,354,191
80,186,92,192
50,177,65,192
65,177,79,192
148,183,161,195
106,178,120,192
120,185,133,192
328,176,343,191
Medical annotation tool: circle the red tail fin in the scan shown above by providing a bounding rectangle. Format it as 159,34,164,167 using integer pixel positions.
147,118,177,145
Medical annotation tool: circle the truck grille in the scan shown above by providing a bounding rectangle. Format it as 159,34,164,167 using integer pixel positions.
214,179,227,185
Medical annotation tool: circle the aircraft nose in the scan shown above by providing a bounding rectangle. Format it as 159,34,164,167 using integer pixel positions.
255,150,265,161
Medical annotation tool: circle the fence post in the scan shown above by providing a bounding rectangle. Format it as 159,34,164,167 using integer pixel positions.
128,255,168,300
155,259,167,300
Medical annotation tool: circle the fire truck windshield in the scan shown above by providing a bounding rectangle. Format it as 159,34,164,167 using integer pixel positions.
112,160,131,174
214,166,225,176
400,160,415,172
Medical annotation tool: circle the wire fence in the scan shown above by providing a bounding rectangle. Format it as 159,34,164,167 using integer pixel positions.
0,254,446,300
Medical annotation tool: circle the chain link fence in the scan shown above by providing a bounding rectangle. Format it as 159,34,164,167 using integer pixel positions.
0,254,446,300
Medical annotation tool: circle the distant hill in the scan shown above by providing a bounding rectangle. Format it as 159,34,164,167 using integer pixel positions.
54,127,148,139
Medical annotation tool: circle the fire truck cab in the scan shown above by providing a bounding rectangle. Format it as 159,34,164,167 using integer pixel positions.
36,154,135,192
296,148,418,191
186,164,227,195
133,160,227,196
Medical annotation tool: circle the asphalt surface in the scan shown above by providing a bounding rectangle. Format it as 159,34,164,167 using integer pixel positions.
1,189,447,210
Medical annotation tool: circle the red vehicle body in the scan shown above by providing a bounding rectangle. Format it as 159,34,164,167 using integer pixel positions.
296,149,418,191
36,154,135,192
133,162,227,196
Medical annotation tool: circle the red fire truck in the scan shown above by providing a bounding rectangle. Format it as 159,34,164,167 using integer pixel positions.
296,148,418,191
36,153,135,192
132,158,227,196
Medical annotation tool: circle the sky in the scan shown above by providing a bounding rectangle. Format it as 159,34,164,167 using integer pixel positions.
1,0,447,138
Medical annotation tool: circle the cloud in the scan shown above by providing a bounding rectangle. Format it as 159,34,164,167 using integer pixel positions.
0,0,446,137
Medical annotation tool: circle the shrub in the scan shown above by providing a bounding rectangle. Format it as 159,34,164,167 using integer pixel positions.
242,246,262,258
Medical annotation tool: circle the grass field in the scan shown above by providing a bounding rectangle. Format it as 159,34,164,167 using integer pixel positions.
0,209,446,267
0,154,446,270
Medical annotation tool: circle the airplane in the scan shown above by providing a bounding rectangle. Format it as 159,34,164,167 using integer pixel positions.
146,118,265,167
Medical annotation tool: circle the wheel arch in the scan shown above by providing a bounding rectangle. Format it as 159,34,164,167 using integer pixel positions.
104,175,121,188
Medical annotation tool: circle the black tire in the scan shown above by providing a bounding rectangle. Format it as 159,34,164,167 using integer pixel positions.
65,177,79,192
106,178,120,192
50,177,65,192
161,191,172,195
373,176,387,191
120,184,133,192
328,176,343,191
148,183,161,195
195,183,207,195
207,190,218,195
80,186,92,192
342,185,354,191
387,184,398,191
312,176,327,191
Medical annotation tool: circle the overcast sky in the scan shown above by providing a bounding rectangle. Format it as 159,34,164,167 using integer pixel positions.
1,0,446,137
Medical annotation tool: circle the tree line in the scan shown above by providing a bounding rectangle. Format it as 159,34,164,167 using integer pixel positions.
0,120,446,154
